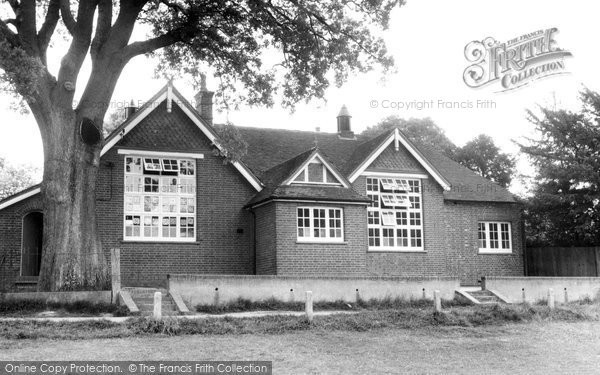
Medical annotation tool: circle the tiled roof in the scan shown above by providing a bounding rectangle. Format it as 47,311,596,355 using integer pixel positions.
245,184,371,208
227,125,516,204
244,147,367,207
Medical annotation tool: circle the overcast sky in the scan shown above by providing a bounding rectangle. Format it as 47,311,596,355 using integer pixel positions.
1,0,597,195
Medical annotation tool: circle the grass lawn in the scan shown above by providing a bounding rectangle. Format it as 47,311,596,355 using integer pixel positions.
1,321,599,374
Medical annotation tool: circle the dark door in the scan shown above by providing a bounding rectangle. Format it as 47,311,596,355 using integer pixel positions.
21,212,43,276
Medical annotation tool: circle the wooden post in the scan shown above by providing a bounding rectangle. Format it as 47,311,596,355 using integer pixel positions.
305,291,314,323
110,248,121,304
153,291,162,320
548,288,555,310
433,290,441,312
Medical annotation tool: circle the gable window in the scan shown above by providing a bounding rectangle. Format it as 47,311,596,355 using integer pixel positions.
478,222,512,253
366,177,423,251
297,207,344,242
124,155,196,242
292,157,342,185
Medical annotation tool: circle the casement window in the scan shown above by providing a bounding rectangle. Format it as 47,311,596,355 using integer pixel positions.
292,158,342,185
123,156,196,242
478,222,512,253
366,177,423,251
297,207,344,242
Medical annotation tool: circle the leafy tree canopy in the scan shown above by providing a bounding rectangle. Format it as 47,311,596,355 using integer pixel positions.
518,88,600,246
0,156,39,200
454,134,515,188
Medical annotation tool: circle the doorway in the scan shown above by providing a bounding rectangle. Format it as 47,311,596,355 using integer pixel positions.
21,211,43,277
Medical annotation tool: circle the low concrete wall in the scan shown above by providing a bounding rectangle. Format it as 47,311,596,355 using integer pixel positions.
168,274,460,307
0,291,112,304
483,276,600,303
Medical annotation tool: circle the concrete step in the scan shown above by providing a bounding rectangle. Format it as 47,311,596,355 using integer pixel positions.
124,287,181,315
463,289,504,304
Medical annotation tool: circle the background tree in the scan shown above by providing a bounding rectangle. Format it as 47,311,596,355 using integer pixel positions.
0,157,39,200
361,116,456,157
362,116,515,187
454,134,515,187
518,88,600,246
0,0,402,290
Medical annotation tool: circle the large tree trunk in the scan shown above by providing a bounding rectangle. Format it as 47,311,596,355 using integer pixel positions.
37,107,108,291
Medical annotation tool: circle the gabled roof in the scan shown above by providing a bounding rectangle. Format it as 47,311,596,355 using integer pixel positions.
0,83,267,211
1,85,516,211
103,82,263,192
229,125,516,204
283,148,350,187
245,147,365,208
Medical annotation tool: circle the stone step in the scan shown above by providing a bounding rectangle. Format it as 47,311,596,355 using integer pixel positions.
469,290,496,296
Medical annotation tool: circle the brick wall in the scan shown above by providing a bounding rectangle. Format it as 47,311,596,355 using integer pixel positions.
354,143,524,285
0,194,43,291
254,202,277,275
442,200,523,284
272,201,368,276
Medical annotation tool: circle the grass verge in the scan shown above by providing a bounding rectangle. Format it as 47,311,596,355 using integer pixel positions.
1,302,598,340
0,299,129,317
195,296,469,314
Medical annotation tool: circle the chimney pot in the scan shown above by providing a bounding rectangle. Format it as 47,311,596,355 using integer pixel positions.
125,99,137,119
337,104,354,138
194,77,214,126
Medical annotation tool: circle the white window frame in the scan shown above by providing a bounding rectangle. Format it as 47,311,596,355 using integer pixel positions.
478,221,512,254
296,207,344,243
123,155,196,242
379,178,410,192
367,176,424,252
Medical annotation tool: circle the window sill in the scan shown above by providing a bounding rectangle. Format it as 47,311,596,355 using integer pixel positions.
296,240,347,245
121,240,200,245
478,250,513,255
368,248,426,253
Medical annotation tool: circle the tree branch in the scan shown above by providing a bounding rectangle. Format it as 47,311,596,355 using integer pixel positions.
37,0,60,63
122,31,180,60
59,0,76,35
17,0,37,54
90,0,112,59
55,0,98,107
0,19,21,48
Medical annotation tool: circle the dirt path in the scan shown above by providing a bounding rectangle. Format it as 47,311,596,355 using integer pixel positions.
1,321,599,374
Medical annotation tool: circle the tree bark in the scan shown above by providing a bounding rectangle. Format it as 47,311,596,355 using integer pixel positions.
37,107,108,291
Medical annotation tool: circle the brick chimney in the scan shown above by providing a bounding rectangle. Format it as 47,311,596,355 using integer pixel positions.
194,74,214,126
337,105,354,139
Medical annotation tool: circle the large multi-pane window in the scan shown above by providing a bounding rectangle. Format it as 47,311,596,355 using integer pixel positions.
297,207,344,242
366,177,423,251
124,156,196,242
478,222,512,253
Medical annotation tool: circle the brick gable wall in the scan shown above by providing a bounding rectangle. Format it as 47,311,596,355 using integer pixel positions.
0,194,43,291
97,101,257,287
354,143,524,285
367,143,426,173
